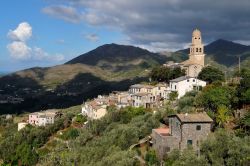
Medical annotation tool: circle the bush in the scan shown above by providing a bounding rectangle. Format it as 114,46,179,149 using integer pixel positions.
61,128,79,140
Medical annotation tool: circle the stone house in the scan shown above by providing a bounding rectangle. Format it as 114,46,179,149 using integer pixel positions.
152,113,213,159
169,76,206,99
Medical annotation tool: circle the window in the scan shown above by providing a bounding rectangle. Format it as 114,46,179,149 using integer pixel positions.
196,48,198,52
163,146,170,152
199,48,202,52
175,85,176,89
187,79,189,82
193,79,195,82
187,140,193,145
196,125,201,130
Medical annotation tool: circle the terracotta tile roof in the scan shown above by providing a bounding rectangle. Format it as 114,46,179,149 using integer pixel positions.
169,113,213,123
154,127,170,136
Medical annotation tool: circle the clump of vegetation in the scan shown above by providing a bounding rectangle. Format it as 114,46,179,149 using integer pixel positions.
0,113,74,165
60,128,80,140
165,129,250,166
150,66,185,83
198,66,225,84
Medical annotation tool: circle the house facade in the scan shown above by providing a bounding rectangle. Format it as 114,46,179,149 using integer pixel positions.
28,110,58,126
82,101,107,119
131,92,155,108
169,76,206,98
152,113,213,159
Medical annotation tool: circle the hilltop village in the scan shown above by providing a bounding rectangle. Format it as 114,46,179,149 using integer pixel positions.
81,29,207,120
2,29,249,165
22,30,210,155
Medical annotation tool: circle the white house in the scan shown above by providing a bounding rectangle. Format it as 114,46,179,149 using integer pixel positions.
169,76,206,99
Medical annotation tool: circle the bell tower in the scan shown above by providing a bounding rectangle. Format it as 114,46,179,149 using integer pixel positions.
189,29,205,67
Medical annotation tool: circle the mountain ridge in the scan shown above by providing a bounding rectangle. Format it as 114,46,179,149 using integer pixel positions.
0,39,250,114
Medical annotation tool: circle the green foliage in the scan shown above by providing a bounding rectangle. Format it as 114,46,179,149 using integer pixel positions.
165,130,250,166
0,113,74,165
201,129,250,166
61,128,79,140
177,91,198,113
238,68,250,106
145,149,159,166
15,142,39,165
235,111,250,137
196,84,237,111
38,107,160,165
167,148,208,166
198,66,225,84
169,91,178,102
150,66,185,83
216,105,231,128
74,114,87,124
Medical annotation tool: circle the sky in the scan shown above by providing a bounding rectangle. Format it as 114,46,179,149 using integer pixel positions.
1,0,250,72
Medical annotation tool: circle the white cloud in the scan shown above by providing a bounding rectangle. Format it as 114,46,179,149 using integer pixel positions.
7,22,32,42
7,41,31,60
42,0,250,51
85,34,99,42
42,5,81,23
7,22,65,62
33,47,65,61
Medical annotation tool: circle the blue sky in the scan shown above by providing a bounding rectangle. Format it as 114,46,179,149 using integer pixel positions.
0,0,124,72
1,0,250,72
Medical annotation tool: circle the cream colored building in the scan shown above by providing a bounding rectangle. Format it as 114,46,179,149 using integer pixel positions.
82,101,107,119
18,122,28,131
181,29,205,77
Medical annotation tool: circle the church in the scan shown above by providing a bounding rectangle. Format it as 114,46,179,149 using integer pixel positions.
181,29,205,77
164,29,205,77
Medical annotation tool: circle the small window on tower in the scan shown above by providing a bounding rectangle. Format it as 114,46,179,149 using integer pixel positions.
200,48,202,52
196,48,198,52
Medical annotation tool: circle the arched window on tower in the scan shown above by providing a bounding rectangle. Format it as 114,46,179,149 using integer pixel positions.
200,48,202,52
196,48,198,52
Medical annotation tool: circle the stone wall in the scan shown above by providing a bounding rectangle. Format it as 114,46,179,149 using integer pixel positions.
169,117,181,141
152,130,179,159
180,123,211,151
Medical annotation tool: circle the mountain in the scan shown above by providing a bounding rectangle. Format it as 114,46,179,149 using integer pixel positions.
0,44,168,114
66,43,167,71
1,40,250,115
175,39,250,67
